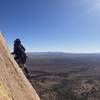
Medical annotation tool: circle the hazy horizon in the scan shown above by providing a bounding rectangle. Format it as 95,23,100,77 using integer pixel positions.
27,51,100,54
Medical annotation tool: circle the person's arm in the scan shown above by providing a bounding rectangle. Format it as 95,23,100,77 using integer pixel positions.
11,52,14,54
11,47,15,54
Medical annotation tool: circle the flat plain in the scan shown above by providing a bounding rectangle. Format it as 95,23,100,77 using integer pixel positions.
27,53,100,100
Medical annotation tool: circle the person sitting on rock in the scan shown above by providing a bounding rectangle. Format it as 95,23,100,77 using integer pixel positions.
12,38,26,65
11,38,28,75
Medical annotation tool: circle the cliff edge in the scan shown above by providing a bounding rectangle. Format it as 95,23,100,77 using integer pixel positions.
0,32,40,100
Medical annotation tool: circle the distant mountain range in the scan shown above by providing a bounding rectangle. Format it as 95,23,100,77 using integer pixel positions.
27,52,100,57
27,52,65,55
27,52,100,54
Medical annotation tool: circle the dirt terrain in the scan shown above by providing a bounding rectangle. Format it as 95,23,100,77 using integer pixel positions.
0,32,40,100
27,53,100,100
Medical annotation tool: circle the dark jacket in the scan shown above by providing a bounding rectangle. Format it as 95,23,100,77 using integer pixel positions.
13,43,26,64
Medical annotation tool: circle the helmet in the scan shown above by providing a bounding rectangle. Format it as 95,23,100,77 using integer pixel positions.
14,38,21,44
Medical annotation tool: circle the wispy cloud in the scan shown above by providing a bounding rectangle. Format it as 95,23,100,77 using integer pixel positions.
81,0,100,14
87,0,100,14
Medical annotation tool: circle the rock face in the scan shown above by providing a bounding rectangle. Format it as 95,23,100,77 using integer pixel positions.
0,32,40,100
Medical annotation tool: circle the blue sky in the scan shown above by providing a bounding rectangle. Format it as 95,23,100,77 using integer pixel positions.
1,0,100,53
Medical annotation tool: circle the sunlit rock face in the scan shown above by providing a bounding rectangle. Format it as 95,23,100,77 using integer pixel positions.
0,32,40,100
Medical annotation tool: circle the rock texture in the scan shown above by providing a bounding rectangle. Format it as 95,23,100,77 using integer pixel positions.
0,32,40,100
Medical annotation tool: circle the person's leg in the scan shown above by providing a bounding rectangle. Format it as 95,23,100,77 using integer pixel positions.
24,67,28,74
21,64,29,78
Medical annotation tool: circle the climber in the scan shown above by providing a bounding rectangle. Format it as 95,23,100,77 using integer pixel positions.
11,38,28,76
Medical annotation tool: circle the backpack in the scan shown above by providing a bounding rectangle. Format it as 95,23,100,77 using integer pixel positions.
20,51,27,64
18,44,27,64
